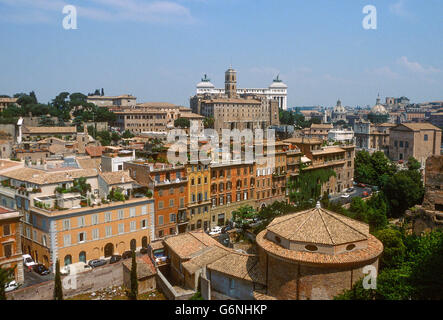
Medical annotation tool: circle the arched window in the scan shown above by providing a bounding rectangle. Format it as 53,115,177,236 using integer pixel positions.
79,251,86,263
142,236,148,248
64,255,72,266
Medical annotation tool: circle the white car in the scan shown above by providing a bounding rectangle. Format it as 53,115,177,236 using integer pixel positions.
22,254,37,268
341,193,351,199
208,226,222,236
61,262,92,276
5,280,19,293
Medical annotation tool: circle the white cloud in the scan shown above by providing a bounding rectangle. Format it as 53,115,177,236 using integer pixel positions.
397,56,441,74
389,0,409,17
366,66,400,79
0,0,194,24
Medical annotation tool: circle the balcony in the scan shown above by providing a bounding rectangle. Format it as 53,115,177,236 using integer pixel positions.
154,177,188,187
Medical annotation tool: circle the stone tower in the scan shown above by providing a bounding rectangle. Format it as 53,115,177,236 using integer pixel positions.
225,66,237,98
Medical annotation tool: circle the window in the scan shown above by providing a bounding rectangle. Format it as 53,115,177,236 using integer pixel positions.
170,214,176,223
33,230,37,241
424,134,428,141
92,214,99,225
3,244,12,258
25,227,30,239
346,244,356,251
92,229,99,240
118,210,124,220
158,215,164,226
105,226,112,237
42,235,47,247
130,221,136,232
141,206,147,215
169,199,175,207
105,212,112,222
130,207,136,217
305,244,318,252
118,223,124,234
78,232,86,243
158,189,163,197
158,201,164,210
77,216,85,228
63,219,70,231
64,234,71,246
141,219,148,229
3,224,10,236
399,141,403,148
169,187,174,195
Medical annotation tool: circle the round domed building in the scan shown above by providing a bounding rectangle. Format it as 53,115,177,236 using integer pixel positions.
255,202,383,300
368,96,389,124
331,99,347,123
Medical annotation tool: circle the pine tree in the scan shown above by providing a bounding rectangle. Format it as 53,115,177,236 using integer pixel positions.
53,259,63,300
128,250,138,300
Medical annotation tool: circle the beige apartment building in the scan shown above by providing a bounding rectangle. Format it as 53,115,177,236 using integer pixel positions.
0,167,155,269
389,123,442,165
87,94,137,107
114,110,169,134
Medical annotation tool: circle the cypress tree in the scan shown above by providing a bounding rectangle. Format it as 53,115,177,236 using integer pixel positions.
128,250,138,300
53,259,63,300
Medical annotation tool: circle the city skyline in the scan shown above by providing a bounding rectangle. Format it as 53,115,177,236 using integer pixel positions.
0,0,442,108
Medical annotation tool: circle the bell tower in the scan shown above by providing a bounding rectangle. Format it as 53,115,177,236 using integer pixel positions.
225,66,237,98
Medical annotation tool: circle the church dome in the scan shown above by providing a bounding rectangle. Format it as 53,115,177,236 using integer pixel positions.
333,99,346,113
371,104,387,114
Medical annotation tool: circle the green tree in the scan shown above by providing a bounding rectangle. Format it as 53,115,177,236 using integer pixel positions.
232,205,258,229
383,170,424,218
407,157,421,171
174,118,190,128
72,177,91,197
128,250,138,300
53,259,63,300
203,117,214,129
111,131,121,145
373,228,406,269
122,130,135,139
0,266,15,300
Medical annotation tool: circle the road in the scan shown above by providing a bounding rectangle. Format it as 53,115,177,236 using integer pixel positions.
329,186,373,205
22,268,54,289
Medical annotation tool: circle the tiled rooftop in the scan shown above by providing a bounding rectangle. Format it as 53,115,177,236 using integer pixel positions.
267,206,369,245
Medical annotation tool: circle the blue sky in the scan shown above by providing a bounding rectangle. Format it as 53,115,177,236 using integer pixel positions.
0,0,442,108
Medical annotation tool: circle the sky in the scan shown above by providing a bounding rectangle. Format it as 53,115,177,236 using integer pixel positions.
0,0,442,108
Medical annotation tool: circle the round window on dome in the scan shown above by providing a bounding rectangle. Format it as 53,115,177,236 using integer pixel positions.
346,244,356,251
305,244,318,252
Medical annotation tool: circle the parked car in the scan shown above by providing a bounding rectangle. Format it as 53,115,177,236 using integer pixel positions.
362,191,369,197
347,187,355,193
139,247,148,255
341,193,351,199
61,262,92,275
4,280,19,293
221,225,233,233
22,254,37,268
358,183,366,188
88,259,107,268
153,249,167,264
109,255,122,264
32,264,50,276
122,251,132,260
209,226,222,236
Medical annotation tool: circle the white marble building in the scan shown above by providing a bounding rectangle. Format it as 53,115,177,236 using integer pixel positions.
196,73,288,110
